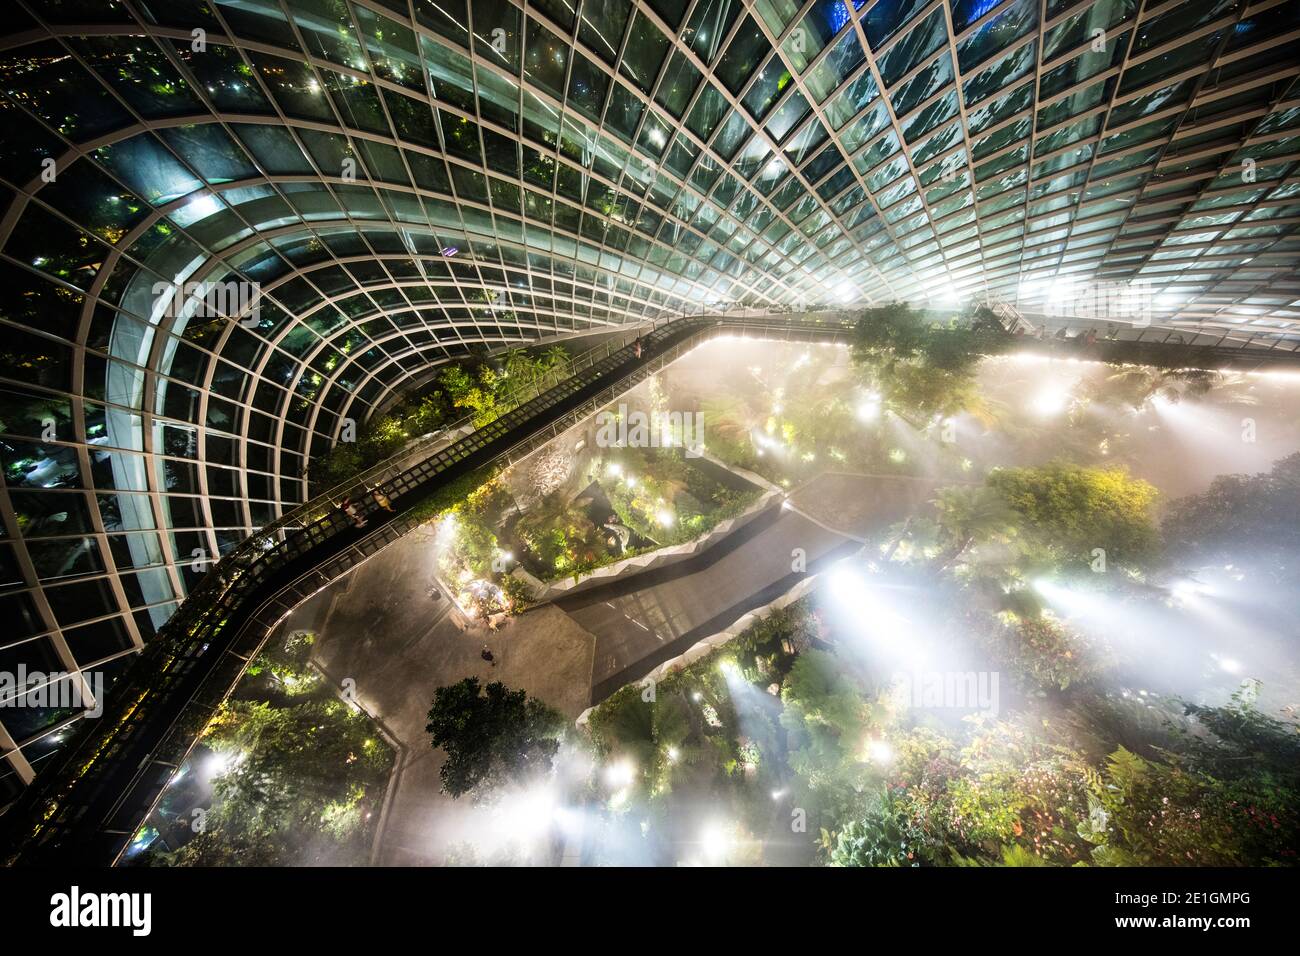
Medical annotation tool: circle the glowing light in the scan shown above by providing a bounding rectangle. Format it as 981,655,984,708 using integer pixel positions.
1215,655,1243,675
865,739,894,765
857,401,880,422
1031,387,1069,416
656,508,675,527
700,821,732,862
604,760,636,788
492,787,558,843
666,747,680,763
607,462,622,477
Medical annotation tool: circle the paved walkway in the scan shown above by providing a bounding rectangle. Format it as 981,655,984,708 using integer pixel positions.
557,506,849,699
554,472,943,701
301,531,596,865
787,471,942,540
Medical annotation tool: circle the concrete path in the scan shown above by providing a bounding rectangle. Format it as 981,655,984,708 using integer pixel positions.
557,506,854,699
302,531,597,865
787,471,942,540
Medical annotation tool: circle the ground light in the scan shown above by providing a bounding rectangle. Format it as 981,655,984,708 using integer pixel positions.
603,759,636,789
1031,386,1070,416
865,739,894,766
699,820,733,863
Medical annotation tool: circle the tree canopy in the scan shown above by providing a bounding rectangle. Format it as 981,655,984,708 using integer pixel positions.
850,303,1008,419
1161,452,1300,555
986,461,1160,572
425,678,564,799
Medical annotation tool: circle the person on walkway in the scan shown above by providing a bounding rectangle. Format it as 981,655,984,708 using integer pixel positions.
338,495,368,529
372,486,395,512
481,645,496,666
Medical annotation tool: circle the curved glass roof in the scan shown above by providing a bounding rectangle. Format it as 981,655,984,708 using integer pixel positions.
1,0,1299,792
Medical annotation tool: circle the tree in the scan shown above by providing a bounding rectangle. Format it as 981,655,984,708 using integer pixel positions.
851,303,1008,419
928,485,1021,571
986,461,1159,572
154,697,392,866
1162,453,1300,555
1078,366,1225,410
425,678,563,799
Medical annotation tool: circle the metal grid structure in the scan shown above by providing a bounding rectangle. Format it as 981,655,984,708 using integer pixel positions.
0,0,1298,798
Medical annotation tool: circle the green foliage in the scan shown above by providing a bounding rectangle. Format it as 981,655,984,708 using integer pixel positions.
1087,744,1298,866
1078,366,1224,411
885,718,1094,865
598,446,759,549
851,303,1008,419
425,678,564,800
830,795,918,867
159,696,392,866
779,650,878,826
514,490,606,578
513,447,760,582
977,609,1107,693
1082,685,1300,866
245,629,320,696
927,485,1022,571
308,346,569,492
986,461,1160,572
403,463,502,527
1162,453,1300,555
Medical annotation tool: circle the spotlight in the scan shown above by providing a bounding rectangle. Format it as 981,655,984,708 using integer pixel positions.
1215,655,1243,675
866,739,894,766
857,400,880,422
700,821,732,862
604,760,636,788
1031,388,1068,416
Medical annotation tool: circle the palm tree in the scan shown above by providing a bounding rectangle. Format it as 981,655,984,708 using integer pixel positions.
930,485,1020,571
